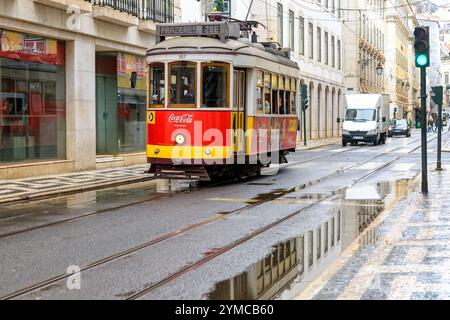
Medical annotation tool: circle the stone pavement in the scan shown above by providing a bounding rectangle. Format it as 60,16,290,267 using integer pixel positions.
297,166,450,300
297,137,340,150
0,164,150,205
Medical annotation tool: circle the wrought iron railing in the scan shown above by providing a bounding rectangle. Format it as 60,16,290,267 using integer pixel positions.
140,0,174,22
86,0,174,23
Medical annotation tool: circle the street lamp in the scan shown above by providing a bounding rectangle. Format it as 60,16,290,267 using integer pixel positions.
359,58,384,75
376,62,384,75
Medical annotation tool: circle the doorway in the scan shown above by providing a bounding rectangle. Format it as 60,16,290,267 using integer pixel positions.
96,75,118,155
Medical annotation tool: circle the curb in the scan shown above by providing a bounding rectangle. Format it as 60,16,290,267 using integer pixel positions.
0,176,156,206
295,140,339,152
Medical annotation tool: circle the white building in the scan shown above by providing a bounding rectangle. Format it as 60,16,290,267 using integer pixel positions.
341,0,386,95
230,0,345,140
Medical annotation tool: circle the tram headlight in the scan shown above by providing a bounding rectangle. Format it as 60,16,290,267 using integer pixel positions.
205,149,212,156
154,148,160,155
175,134,186,145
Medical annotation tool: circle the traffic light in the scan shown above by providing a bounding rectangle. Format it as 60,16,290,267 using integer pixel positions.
212,0,224,12
431,86,443,105
301,84,309,111
414,26,430,68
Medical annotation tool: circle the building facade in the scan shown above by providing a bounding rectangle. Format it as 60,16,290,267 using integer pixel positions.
230,0,345,140
342,0,386,95
384,1,419,122
0,0,181,179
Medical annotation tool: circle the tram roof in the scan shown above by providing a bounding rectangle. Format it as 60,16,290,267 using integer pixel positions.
147,36,299,70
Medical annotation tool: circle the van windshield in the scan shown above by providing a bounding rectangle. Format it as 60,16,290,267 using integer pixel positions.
345,109,376,122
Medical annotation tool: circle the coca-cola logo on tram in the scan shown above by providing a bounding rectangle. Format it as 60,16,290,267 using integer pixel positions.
168,113,194,124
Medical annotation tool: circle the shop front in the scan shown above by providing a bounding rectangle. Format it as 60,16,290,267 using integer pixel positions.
0,29,66,164
95,52,146,157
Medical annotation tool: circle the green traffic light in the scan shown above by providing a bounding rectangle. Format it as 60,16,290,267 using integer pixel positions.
416,54,428,67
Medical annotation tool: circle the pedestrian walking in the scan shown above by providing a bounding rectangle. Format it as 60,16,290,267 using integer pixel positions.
428,115,434,133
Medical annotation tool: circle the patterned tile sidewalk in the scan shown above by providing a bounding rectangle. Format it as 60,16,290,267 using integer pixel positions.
297,167,450,300
0,164,151,205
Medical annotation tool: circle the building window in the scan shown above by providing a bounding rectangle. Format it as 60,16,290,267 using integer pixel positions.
324,221,329,253
324,31,329,65
308,230,313,267
337,39,341,69
331,217,335,247
142,0,175,23
316,227,322,260
331,35,335,67
317,27,322,62
445,73,449,85
289,10,294,50
0,30,66,163
308,23,314,59
299,16,305,55
116,52,147,153
277,3,283,46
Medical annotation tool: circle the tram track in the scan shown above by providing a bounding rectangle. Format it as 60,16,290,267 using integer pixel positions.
0,133,442,300
126,133,446,300
0,144,360,239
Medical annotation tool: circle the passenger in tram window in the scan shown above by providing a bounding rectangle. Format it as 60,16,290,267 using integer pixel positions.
264,99,271,114
151,91,160,105
181,81,195,104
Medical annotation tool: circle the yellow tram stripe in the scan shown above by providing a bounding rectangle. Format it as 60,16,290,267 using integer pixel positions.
147,145,233,159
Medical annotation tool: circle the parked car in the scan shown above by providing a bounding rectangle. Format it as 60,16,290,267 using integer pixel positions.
388,119,411,137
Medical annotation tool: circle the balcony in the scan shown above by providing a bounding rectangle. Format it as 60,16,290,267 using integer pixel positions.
86,0,174,28
34,0,92,13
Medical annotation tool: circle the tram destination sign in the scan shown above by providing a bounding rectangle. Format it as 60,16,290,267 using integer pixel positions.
156,22,239,43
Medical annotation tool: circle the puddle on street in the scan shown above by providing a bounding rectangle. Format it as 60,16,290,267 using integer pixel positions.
207,177,418,300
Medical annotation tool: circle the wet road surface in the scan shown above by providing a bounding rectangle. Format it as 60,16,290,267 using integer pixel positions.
0,130,448,299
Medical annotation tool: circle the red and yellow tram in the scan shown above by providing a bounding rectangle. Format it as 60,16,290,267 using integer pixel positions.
146,21,300,180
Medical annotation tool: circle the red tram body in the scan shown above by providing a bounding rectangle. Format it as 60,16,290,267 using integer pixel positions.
146,21,300,180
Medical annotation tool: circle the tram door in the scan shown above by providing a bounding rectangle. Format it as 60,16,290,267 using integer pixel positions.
233,69,246,155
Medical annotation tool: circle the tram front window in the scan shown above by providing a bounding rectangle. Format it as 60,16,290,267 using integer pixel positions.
169,61,196,107
202,63,229,108
149,63,165,107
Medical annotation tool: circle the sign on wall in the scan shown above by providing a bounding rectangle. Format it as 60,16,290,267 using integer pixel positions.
0,29,64,65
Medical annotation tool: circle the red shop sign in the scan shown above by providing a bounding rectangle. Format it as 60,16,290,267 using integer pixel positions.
0,29,65,65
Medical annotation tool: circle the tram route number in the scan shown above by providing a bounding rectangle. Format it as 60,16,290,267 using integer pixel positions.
159,24,222,37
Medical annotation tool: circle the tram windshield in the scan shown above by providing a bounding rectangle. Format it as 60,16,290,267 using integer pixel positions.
149,63,165,107
169,61,196,107
202,63,229,108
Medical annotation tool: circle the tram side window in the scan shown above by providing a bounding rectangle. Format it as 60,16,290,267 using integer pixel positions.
285,78,291,115
279,76,285,115
169,61,196,108
202,63,229,108
264,73,271,114
291,79,297,115
149,63,165,107
256,71,264,114
271,74,278,115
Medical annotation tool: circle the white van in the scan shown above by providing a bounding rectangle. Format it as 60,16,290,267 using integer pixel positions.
339,94,390,146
